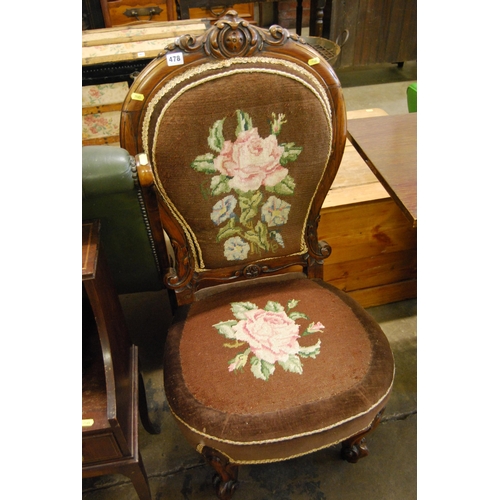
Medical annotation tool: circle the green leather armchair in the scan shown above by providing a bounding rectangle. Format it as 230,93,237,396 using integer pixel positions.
82,146,164,294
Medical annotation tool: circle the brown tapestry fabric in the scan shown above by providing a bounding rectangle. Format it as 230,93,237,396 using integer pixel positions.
164,275,394,462
143,59,333,271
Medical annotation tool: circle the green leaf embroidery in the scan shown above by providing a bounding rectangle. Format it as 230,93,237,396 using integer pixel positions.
266,174,296,196
212,320,238,339
243,221,270,251
289,311,309,321
231,301,258,320
287,299,299,311
210,175,231,196
235,110,253,136
250,357,275,381
298,339,322,358
264,301,285,312
191,153,216,173
239,190,263,225
216,219,242,243
280,143,303,165
208,118,226,152
279,354,303,374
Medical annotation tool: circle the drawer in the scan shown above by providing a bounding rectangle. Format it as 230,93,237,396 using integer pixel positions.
188,3,254,23
103,0,169,26
82,432,123,464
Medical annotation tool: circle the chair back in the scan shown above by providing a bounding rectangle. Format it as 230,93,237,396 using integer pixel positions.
121,11,347,305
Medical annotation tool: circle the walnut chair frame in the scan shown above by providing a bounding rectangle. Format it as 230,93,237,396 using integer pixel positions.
120,11,394,499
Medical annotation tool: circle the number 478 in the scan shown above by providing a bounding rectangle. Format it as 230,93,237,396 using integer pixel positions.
167,53,184,66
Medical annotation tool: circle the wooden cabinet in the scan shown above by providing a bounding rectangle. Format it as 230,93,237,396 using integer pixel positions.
326,0,417,68
82,220,158,500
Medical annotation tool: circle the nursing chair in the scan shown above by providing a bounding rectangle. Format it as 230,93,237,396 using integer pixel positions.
120,11,394,499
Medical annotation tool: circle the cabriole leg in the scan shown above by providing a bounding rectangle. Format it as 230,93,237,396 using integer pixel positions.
200,446,239,500
341,409,384,463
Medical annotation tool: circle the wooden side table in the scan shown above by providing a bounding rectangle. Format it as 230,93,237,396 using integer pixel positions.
82,220,158,499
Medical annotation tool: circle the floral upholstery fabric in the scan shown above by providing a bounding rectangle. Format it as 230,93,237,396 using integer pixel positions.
164,274,394,464
142,58,333,270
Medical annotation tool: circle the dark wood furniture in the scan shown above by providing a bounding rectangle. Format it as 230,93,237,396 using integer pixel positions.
120,12,395,499
82,220,158,500
326,0,417,68
83,0,106,29
347,113,417,227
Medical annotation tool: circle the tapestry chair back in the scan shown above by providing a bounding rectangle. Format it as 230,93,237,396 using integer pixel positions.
121,12,346,303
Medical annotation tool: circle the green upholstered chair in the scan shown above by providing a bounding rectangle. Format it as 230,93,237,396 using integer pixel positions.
82,145,164,294
120,12,395,499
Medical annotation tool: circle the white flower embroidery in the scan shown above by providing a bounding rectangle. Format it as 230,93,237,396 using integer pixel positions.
223,236,250,261
261,196,291,227
211,195,237,225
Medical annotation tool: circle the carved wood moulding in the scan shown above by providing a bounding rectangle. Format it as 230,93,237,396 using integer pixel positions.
166,10,303,59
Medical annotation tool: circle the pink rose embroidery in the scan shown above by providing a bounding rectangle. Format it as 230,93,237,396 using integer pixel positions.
233,309,300,365
191,110,303,263
214,128,287,192
213,300,323,381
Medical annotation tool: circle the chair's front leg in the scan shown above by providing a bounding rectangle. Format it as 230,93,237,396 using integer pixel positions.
200,446,239,500
341,409,384,463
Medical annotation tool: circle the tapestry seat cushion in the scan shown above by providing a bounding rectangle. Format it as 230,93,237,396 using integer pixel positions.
164,274,394,464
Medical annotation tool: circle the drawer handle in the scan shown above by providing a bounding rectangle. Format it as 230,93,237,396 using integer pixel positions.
124,7,163,21
208,7,229,18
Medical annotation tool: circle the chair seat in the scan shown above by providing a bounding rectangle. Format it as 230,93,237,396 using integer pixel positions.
164,274,394,464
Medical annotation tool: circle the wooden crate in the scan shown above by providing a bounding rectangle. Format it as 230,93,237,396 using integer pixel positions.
82,19,207,65
82,82,129,146
82,20,207,146
318,108,417,307
319,198,417,308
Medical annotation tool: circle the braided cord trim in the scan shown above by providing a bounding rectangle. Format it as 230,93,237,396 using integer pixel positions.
143,57,333,271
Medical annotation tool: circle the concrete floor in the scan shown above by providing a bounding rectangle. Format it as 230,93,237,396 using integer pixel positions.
82,60,417,500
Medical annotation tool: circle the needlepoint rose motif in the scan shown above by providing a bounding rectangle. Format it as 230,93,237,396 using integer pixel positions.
213,299,324,381
191,110,303,262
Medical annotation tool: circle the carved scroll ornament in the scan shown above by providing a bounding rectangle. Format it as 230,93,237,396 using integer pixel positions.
166,10,303,59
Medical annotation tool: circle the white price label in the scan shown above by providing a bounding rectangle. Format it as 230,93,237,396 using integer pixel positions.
167,52,184,66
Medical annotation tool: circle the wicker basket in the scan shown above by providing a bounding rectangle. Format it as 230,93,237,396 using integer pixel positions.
302,36,341,66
